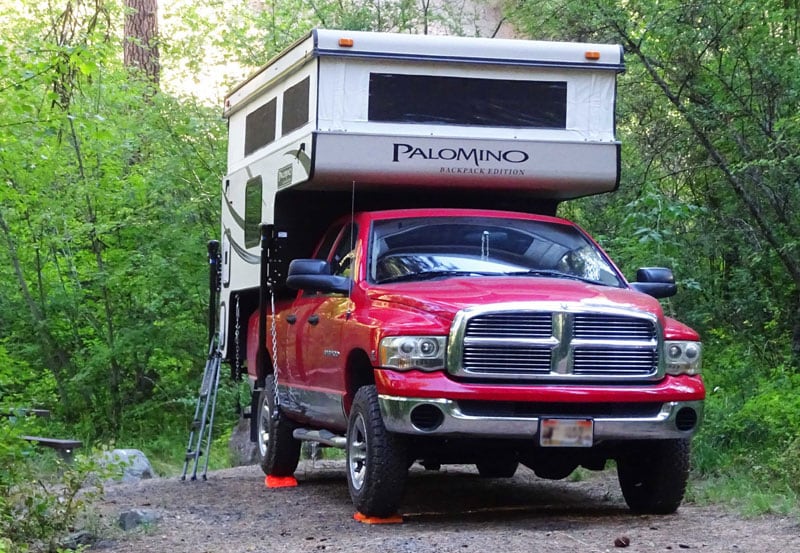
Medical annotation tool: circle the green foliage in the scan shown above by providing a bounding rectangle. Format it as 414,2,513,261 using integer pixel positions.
158,0,491,103
0,420,111,553
509,0,800,500
0,0,224,445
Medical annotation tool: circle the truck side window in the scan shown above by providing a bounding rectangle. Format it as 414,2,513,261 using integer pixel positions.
331,223,358,278
314,224,343,260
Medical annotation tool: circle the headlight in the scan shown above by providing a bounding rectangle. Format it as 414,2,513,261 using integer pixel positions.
664,341,702,375
379,336,447,371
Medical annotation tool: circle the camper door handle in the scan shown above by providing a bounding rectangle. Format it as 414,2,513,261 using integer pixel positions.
286,315,297,325
308,314,320,326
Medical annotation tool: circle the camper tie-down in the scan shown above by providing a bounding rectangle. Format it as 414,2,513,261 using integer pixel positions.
214,29,704,517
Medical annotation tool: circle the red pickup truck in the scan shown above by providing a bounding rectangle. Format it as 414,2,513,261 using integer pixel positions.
246,208,704,516
213,29,705,517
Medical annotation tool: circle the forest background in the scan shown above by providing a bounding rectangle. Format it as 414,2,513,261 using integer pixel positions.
1,0,799,525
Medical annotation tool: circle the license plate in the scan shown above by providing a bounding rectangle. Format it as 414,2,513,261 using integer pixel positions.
539,418,594,447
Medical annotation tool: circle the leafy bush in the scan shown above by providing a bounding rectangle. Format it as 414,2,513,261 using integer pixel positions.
0,421,109,552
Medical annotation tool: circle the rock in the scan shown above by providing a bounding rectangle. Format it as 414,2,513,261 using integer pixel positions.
228,417,258,466
60,529,95,549
118,508,162,531
100,449,156,482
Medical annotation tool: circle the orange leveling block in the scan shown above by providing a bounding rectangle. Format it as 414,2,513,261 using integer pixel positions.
264,475,298,488
353,512,403,524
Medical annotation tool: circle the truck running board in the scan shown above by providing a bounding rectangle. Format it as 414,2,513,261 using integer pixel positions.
293,428,346,449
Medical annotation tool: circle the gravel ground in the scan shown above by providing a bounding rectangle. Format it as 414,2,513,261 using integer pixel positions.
91,460,799,553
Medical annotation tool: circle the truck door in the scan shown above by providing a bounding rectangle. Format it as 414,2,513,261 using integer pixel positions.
284,222,355,430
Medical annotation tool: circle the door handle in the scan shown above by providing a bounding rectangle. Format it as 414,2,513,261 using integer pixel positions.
308,314,320,326
286,314,297,325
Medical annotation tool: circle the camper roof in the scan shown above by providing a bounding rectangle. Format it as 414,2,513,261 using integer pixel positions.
225,29,623,116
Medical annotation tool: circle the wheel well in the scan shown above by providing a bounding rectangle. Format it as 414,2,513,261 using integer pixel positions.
344,349,375,416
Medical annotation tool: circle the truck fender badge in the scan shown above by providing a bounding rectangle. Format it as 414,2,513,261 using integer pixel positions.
323,349,341,358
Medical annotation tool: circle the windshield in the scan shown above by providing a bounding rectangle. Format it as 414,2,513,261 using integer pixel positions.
369,216,623,287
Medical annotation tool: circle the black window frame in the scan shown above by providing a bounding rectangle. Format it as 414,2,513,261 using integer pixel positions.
368,73,567,129
244,176,263,248
244,99,277,156
281,77,310,135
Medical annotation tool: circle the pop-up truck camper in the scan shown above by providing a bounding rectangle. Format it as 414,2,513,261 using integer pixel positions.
211,29,704,517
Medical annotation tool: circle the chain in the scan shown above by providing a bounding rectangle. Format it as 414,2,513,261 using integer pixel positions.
234,294,241,379
269,285,281,418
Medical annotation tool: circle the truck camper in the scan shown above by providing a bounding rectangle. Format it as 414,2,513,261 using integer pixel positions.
215,29,704,517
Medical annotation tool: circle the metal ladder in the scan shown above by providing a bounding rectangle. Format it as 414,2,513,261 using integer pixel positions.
181,339,222,481
181,240,222,481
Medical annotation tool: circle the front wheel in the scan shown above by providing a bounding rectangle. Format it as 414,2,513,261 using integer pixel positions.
617,439,690,514
346,386,408,517
256,375,301,477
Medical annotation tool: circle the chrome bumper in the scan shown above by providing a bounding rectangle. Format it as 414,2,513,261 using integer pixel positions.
378,395,703,441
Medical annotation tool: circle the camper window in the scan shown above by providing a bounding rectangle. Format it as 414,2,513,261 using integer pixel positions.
244,99,276,156
282,77,310,135
244,176,263,248
368,74,567,128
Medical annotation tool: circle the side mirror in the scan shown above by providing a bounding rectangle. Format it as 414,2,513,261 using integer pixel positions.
286,259,351,294
630,267,677,299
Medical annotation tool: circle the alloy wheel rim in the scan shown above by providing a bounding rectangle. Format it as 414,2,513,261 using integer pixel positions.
348,413,368,491
258,395,271,457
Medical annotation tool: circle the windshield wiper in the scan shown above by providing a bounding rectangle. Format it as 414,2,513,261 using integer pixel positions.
378,270,496,284
502,269,607,285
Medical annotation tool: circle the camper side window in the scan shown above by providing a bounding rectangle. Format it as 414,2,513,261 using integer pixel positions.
368,74,567,129
282,77,310,135
244,177,263,248
244,99,277,156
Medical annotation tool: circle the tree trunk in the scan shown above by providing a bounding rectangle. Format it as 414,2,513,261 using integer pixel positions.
124,0,160,85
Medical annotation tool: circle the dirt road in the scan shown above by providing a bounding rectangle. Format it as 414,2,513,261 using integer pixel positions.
93,460,798,553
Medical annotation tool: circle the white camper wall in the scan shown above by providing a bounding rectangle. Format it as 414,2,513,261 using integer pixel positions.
316,58,617,143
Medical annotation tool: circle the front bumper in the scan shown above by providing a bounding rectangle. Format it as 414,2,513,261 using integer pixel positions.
378,395,704,441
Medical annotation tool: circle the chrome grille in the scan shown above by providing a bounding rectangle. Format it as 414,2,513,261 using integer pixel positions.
465,313,552,339
574,314,655,340
573,348,658,376
452,307,662,382
463,346,551,374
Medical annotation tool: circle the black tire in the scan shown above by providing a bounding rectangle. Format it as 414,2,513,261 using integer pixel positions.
617,439,691,514
257,375,301,477
476,458,519,478
346,385,408,517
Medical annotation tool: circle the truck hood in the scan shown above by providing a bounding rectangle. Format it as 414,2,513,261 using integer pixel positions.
367,277,664,321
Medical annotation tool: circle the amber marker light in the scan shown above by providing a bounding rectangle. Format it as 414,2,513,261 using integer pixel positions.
339,37,354,47
585,50,601,60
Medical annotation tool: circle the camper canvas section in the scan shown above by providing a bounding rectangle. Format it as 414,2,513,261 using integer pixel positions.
225,66,317,184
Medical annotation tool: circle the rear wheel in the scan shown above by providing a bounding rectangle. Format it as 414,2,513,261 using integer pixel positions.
257,375,301,477
346,386,408,517
617,439,690,514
